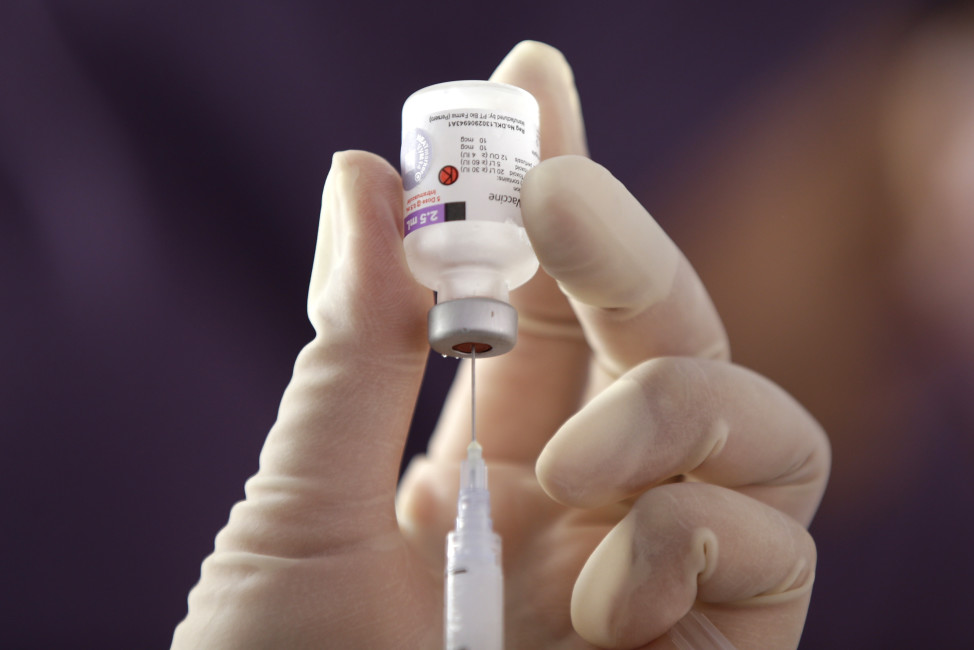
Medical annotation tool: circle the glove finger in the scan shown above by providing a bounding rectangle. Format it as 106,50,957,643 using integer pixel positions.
522,156,730,381
491,40,589,160
426,41,593,465
537,357,830,526
176,152,437,648
572,483,816,650
223,151,431,558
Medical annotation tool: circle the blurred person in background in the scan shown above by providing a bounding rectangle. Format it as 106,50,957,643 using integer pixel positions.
658,2,974,645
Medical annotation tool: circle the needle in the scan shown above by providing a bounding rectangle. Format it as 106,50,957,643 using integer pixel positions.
471,347,477,445
446,344,503,650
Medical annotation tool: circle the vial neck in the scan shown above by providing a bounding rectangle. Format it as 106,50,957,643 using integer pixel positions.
438,269,510,304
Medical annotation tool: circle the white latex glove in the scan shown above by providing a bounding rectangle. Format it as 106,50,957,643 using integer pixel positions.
174,41,829,650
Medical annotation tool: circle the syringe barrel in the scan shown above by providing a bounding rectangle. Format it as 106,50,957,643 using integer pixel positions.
445,529,503,650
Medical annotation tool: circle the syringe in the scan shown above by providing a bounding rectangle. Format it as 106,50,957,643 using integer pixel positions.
445,350,504,650
439,347,732,650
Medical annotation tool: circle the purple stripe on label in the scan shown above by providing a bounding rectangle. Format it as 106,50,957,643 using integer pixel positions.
404,203,444,236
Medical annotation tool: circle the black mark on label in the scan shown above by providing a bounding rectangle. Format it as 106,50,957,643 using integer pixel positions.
445,202,466,222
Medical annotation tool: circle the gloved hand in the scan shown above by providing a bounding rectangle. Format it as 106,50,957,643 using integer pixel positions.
173,41,829,650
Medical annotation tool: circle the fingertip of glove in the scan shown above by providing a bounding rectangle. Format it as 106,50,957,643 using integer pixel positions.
327,150,401,211
330,149,399,176
572,501,708,648
493,42,588,157
494,40,574,86
309,150,428,343
325,151,415,255
521,155,613,266
523,155,608,218
523,156,681,311
534,448,570,504
570,515,637,648
535,438,608,510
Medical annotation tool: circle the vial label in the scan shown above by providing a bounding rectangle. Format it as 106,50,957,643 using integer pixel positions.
401,108,540,237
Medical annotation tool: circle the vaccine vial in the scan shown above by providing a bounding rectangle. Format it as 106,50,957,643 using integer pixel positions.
400,81,540,358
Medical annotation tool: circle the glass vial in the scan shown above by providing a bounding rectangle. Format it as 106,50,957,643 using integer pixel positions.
400,81,540,358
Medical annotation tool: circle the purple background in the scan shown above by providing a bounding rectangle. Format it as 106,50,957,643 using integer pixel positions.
2,2,970,648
